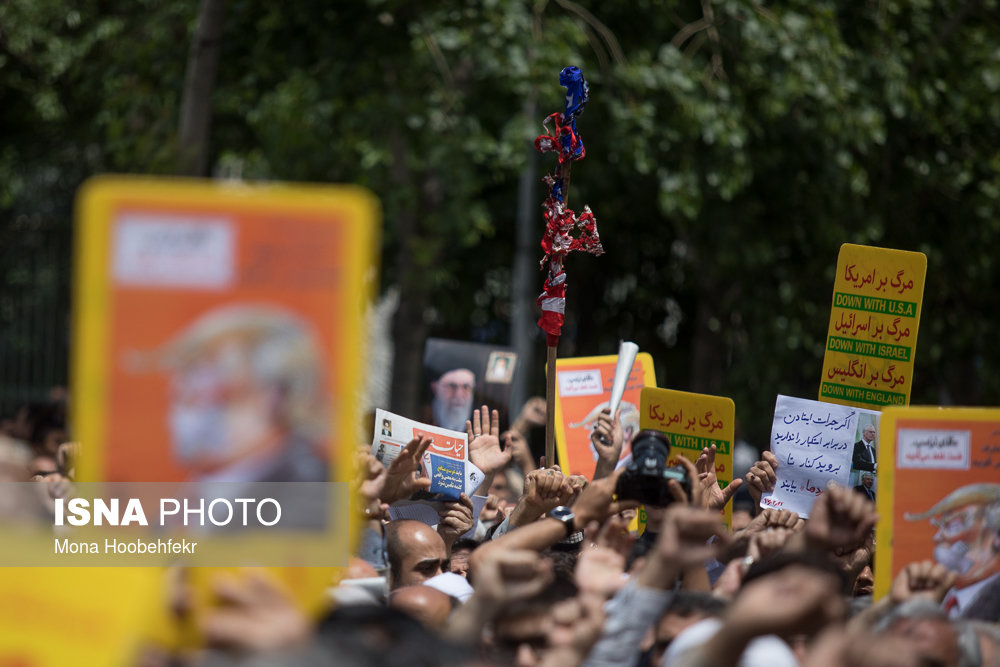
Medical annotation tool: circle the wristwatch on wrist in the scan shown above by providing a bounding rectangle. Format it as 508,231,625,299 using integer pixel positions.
548,506,576,538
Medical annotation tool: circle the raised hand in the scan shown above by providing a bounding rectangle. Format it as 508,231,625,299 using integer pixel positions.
381,435,432,505
695,444,744,511
591,408,624,480
572,466,640,530
469,548,554,611
479,494,504,524
512,466,574,523
575,516,632,598
721,563,847,642
437,493,476,550
747,526,794,561
202,570,310,652
467,406,510,476
355,452,388,518
515,396,547,431
745,450,779,506
889,559,958,606
802,482,878,553
539,595,607,667
502,429,536,473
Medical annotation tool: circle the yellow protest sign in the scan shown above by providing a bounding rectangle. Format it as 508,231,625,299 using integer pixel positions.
819,244,927,410
0,568,165,667
626,506,648,536
639,387,734,525
20,176,380,654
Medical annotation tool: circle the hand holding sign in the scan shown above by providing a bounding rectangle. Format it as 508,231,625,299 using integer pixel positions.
590,408,623,480
382,436,433,505
519,467,574,517
437,493,476,551
745,451,779,507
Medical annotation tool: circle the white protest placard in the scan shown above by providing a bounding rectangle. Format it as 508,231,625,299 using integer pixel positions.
761,395,880,517
558,369,604,397
372,409,483,500
897,429,971,469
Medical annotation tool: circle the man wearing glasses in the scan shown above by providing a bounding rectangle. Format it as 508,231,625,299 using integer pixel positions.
906,484,1000,622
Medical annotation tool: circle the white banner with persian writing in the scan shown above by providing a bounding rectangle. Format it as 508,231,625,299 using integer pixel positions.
761,395,880,517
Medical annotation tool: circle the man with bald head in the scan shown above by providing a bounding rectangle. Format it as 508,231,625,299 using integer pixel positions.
386,520,449,590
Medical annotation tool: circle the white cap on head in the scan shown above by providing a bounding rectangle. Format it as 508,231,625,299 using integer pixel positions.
423,571,474,603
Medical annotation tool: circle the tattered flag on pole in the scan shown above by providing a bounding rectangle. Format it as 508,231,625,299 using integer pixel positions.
534,66,603,346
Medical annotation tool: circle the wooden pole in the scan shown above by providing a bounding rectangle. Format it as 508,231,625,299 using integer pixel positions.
545,343,557,466
543,158,572,468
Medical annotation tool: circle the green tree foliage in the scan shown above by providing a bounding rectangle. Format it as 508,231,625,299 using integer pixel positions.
2,0,999,444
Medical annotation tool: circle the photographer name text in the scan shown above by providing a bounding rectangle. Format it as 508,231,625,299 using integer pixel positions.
55,537,198,555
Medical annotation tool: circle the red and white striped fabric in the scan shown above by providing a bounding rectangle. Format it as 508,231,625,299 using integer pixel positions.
537,262,567,347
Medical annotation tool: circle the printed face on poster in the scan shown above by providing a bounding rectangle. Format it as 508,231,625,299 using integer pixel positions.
553,353,656,478
874,407,1000,620
762,395,881,517
423,338,518,432
73,177,377,485
60,178,376,650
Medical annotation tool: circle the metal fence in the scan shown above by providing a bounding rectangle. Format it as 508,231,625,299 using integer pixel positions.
0,213,71,420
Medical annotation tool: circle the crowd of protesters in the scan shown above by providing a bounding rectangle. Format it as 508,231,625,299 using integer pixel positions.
2,391,999,667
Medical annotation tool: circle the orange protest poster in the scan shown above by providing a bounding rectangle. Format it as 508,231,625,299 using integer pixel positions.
874,407,1000,620
59,176,377,650
553,353,656,477
819,244,927,410
73,176,377,487
639,387,735,525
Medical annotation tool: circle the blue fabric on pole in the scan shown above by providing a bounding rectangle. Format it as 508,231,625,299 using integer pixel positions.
559,66,589,120
558,66,589,160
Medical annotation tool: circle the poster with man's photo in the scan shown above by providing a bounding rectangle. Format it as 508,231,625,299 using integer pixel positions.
422,338,518,432
874,406,1000,622
850,412,881,501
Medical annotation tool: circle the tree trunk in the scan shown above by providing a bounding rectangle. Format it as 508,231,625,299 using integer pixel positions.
176,0,226,176
387,126,433,419
510,96,539,414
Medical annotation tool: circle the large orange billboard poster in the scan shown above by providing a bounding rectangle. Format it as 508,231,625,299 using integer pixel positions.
73,176,377,486
874,406,1000,619
553,353,656,477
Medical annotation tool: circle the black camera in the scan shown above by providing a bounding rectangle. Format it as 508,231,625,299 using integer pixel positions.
616,430,691,506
